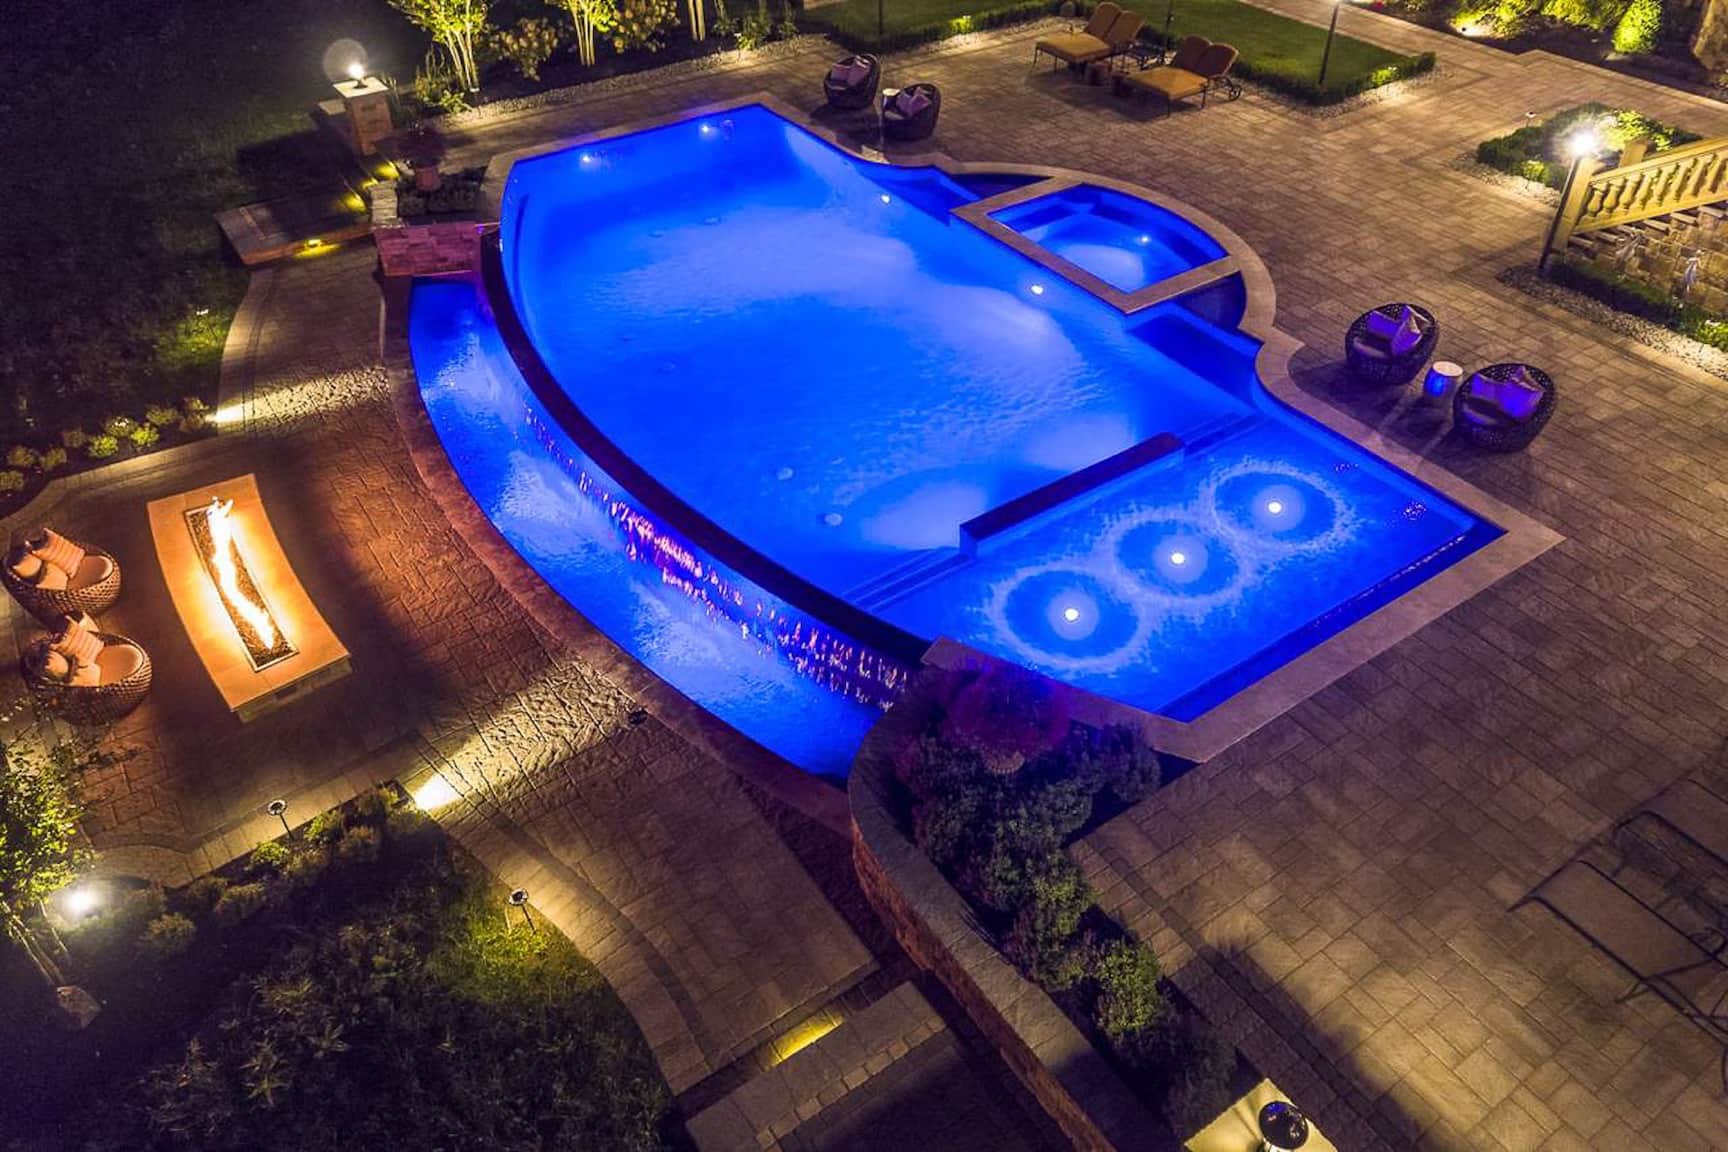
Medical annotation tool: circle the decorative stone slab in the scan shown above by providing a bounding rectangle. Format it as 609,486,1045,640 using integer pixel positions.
147,473,350,721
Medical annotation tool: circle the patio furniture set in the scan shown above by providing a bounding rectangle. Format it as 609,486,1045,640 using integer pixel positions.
1344,302,1557,450
4,529,153,724
1034,5,1242,115
1520,776,1728,1086
823,55,942,142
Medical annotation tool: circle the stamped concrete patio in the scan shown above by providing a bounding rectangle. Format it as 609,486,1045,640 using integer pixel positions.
9,2,1728,1148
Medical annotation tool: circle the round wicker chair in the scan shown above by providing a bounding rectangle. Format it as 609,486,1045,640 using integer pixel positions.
881,83,941,143
1453,362,1556,452
2,539,122,626
22,630,153,726
1344,302,1439,387
824,53,880,110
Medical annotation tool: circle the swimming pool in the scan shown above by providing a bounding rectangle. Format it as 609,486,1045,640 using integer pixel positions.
990,185,1227,293
412,102,1502,775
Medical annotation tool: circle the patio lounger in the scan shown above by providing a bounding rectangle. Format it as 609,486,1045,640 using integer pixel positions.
1630,780,1728,870
1033,7,1142,70
1525,861,1728,1078
1033,1,1119,68
1117,39,1239,113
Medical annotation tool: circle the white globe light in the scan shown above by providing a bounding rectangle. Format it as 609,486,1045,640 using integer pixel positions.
1170,551,1187,566
1062,606,1081,623
347,61,366,82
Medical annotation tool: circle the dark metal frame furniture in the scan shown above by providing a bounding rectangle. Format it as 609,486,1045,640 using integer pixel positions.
1453,362,1556,451
2,540,122,626
823,53,880,111
1343,302,1438,386
22,630,153,726
881,84,941,143
1520,861,1728,1086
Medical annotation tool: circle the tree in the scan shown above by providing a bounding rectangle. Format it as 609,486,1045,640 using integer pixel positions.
390,0,490,93
0,742,87,985
556,0,618,67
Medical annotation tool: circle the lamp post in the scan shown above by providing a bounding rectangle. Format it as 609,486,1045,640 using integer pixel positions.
1318,0,1344,89
508,888,534,929
266,798,290,838
1539,125,1603,275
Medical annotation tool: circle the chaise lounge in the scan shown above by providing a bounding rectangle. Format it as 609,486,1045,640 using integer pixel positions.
1032,4,1144,72
1116,36,1241,112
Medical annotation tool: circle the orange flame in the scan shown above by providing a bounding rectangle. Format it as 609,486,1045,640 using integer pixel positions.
205,498,278,650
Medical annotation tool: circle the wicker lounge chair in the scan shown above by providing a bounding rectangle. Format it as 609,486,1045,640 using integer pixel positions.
2,530,122,626
1453,362,1556,451
881,83,941,143
1523,861,1728,1084
1033,6,1143,71
1343,302,1438,386
22,615,153,726
1117,38,1241,111
823,53,880,110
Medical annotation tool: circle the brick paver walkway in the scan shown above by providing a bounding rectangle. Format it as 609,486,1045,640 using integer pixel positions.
11,8,1728,1148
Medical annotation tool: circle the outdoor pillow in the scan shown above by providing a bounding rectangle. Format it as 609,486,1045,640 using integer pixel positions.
1495,375,1544,422
1364,308,1403,342
30,528,85,576
69,659,101,688
897,89,931,116
9,549,44,581
1390,311,1425,356
845,60,871,85
39,649,73,683
51,624,103,666
828,61,850,81
32,564,69,592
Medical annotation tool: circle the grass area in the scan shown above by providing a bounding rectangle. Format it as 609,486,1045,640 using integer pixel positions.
801,0,1430,99
0,0,427,450
0,789,676,1151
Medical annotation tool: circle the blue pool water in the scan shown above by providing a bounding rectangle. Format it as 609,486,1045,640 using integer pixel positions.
990,186,1227,293
414,104,1499,774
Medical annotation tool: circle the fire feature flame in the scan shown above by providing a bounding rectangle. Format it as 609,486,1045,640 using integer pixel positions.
204,498,278,650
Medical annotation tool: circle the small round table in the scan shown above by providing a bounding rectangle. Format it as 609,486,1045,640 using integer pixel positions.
1422,360,1463,402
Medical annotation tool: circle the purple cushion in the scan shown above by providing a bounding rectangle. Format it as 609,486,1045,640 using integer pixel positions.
1390,312,1425,356
1350,336,1391,361
1462,373,1543,424
897,88,931,116
1365,306,1411,342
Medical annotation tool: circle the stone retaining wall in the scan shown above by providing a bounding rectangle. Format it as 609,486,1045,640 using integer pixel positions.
1573,205,1728,317
848,699,1172,1152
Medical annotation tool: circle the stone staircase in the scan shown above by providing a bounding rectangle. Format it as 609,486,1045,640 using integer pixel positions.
1562,202,1728,316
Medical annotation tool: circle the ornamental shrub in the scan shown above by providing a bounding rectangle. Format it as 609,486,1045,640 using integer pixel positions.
85,434,119,460
1003,857,1094,989
39,447,67,472
212,882,269,927
1064,723,1164,804
1146,1014,1239,1137
283,845,331,890
145,404,180,428
336,824,382,866
1091,939,1166,1049
939,665,1072,776
1612,0,1660,52
129,424,160,450
103,415,138,438
1540,0,1626,30
249,841,291,875
611,0,677,52
305,809,347,845
0,470,23,495
7,445,38,470
139,912,197,959
494,17,563,79
182,874,229,918
60,427,88,450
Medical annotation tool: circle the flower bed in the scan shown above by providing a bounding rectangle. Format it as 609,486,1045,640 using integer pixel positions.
1549,256,1728,350
2,788,675,1150
862,663,1249,1141
0,400,215,517
1475,102,1700,188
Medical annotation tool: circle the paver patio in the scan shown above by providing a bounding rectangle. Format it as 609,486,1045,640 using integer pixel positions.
8,4,1728,1148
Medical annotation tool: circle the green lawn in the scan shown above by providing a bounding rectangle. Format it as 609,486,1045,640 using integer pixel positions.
801,0,1426,97
0,0,427,449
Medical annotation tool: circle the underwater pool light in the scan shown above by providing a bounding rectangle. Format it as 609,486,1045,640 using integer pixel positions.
1169,550,1187,566
880,193,891,204
1062,605,1081,623
1266,500,1284,515
1030,283,1045,296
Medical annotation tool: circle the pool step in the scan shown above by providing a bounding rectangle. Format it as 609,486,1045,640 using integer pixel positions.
846,550,971,613
1183,411,1261,454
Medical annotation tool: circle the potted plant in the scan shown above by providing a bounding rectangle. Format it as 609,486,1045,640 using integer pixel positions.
391,123,448,192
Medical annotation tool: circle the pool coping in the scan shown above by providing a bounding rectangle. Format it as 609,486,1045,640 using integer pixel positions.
465,92,1563,767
